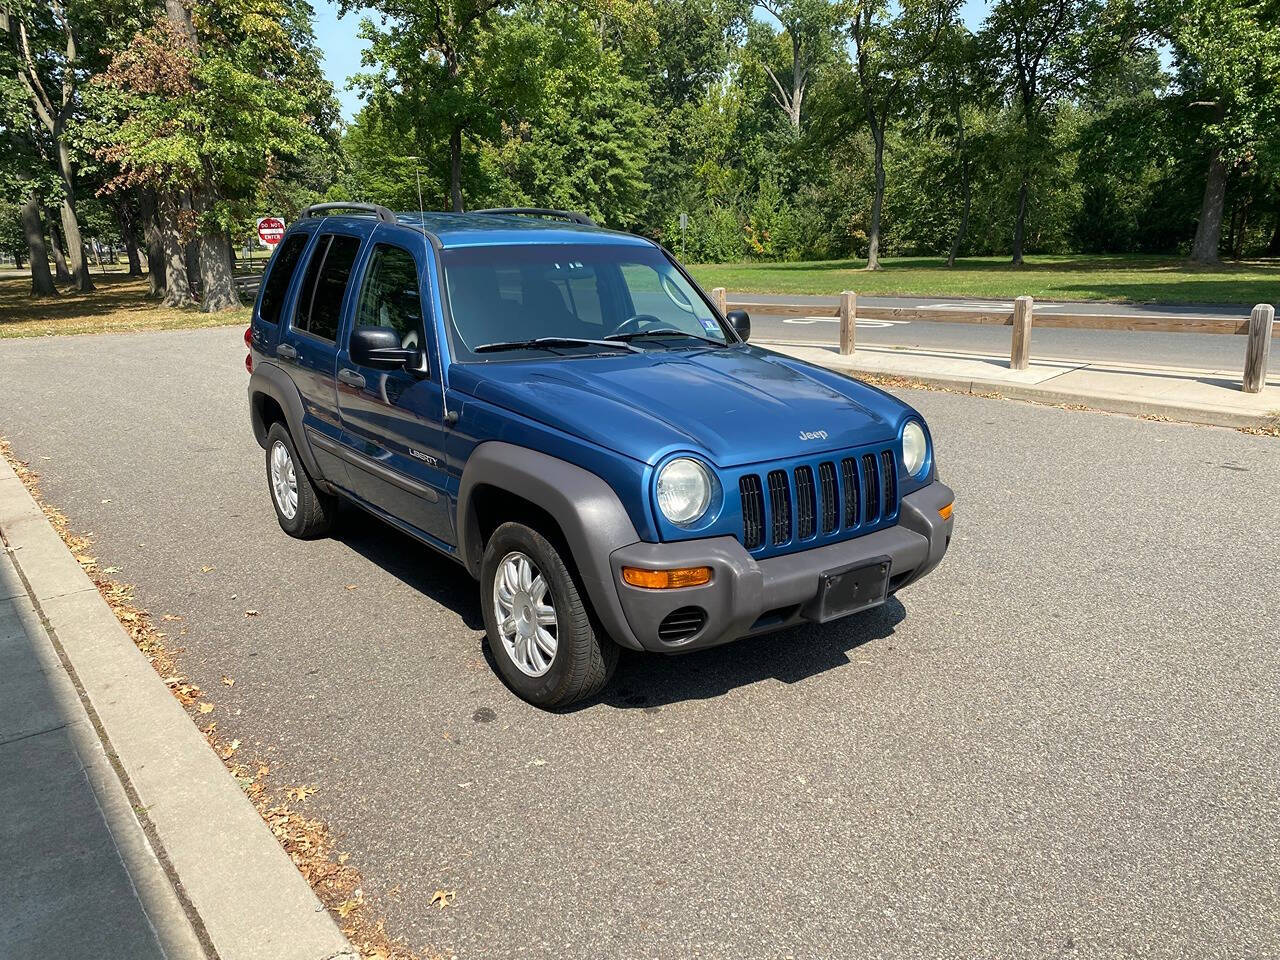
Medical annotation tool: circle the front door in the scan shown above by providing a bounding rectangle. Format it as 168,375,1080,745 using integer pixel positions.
336,240,453,547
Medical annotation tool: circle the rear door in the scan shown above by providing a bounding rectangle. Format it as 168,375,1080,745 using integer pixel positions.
278,231,364,472
336,237,453,547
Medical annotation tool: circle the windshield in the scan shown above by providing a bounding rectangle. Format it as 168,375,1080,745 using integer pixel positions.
440,243,729,360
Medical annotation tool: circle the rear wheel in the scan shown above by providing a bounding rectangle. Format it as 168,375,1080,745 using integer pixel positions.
480,522,617,708
265,422,334,538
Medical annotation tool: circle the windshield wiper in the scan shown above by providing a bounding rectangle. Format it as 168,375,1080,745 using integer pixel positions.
473,337,642,355
604,328,724,347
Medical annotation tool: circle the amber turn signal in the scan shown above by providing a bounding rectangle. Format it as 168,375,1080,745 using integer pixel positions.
621,566,713,589
938,501,954,521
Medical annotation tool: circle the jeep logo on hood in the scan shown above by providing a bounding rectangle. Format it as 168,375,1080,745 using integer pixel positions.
799,430,829,441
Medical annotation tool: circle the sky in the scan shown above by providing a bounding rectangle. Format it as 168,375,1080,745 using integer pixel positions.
312,0,993,123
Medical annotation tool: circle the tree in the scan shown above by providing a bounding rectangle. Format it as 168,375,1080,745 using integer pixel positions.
2,0,94,290
92,0,333,310
348,0,519,212
488,5,655,227
981,0,1136,265
1158,0,1280,263
753,0,842,132
847,0,959,269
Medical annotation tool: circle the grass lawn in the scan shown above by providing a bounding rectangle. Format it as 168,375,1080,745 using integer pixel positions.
688,254,1280,305
0,273,249,339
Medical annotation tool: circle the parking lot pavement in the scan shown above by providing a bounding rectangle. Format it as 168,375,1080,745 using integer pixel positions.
1,326,1277,958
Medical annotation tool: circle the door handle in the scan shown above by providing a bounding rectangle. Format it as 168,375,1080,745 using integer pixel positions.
337,368,366,390
276,343,297,360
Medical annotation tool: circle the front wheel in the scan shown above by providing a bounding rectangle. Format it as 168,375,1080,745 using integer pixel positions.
480,522,617,708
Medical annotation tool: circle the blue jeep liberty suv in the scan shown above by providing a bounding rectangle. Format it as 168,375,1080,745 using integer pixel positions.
247,203,954,707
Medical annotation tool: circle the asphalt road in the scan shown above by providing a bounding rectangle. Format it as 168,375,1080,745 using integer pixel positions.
1,328,1277,959
737,293,1260,370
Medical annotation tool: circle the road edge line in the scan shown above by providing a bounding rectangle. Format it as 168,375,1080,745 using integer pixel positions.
0,455,358,960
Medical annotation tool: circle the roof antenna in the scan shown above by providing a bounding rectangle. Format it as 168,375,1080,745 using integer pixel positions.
406,155,425,224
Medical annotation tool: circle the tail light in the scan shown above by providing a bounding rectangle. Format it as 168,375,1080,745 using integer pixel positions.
244,326,253,373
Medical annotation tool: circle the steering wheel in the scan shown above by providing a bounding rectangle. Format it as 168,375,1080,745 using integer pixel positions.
611,314,666,337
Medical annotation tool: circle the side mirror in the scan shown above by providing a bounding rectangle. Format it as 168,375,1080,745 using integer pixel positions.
726,309,751,342
350,325,418,370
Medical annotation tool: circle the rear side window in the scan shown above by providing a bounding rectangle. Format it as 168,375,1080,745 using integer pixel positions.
293,234,362,342
258,233,308,325
353,245,423,346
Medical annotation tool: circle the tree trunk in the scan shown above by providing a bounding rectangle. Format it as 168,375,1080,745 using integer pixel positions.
48,218,72,281
159,190,195,307
449,125,464,212
118,198,143,275
947,116,970,268
55,139,93,291
1012,177,1030,266
865,126,885,271
1190,148,1227,264
197,192,239,313
1265,215,1280,256
20,193,57,297
139,187,166,298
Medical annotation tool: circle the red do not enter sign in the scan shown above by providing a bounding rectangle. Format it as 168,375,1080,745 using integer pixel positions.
257,217,286,246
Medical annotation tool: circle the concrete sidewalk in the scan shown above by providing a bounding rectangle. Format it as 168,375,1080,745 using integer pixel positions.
763,340,1280,429
0,551,207,960
0,456,357,960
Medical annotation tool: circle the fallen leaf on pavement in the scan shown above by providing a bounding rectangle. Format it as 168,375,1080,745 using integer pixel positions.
345,584,358,590
288,785,316,802
200,565,215,573
338,898,362,918
245,609,258,617
430,889,456,910
162,614,183,622
103,566,119,574
221,675,235,686
198,702,214,714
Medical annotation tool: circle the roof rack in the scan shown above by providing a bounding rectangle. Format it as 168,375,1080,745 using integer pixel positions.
473,207,598,227
301,202,397,224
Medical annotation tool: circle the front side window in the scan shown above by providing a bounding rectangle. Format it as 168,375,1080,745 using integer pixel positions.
441,244,727,360
352,244,424,348
259,232,308,325
293,234,362,342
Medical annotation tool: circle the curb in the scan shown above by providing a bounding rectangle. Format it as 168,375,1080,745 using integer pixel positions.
760,342,1280,430
0,456,357,960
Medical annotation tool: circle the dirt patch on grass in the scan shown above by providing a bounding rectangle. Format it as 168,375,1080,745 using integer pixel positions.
1,273,248,338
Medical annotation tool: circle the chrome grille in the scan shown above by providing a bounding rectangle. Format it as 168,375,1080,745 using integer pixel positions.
767,470,791,545
818,462,839,534
738,446,900,553
795,465,816,540
739,475,764,550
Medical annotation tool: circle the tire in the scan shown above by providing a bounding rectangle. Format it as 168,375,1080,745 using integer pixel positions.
265,422,335,538
480,522,618,708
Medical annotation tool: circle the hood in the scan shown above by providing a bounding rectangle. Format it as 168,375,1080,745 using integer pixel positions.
450,345,911,467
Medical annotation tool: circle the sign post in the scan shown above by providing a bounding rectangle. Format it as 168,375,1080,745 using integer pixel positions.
256,216,285,249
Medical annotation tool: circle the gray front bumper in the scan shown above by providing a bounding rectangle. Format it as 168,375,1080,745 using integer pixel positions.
607,481,953,653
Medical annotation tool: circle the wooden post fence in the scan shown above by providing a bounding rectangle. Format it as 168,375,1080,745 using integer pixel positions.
712,286,727,317
1011,295,1033,370
839,290,856,356
1243,303,1275,393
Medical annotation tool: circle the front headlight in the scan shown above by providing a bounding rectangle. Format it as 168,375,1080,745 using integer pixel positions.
902,421,928,478
656,458,711,525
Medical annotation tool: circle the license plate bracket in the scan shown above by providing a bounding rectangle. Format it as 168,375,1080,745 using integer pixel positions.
810,556,891,623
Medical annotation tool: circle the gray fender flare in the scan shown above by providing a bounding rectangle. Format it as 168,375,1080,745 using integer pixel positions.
247,362,326,485
457,442,645,650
